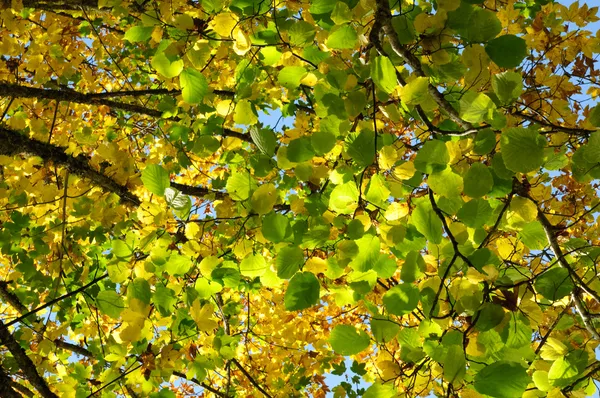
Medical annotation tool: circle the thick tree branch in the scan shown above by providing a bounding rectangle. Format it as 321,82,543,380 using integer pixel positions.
0,83,252,143
371,0,472,131
172,371,226,397
0,127,251,211
0,321,58,398
230,359,272,398
0,364,22,398
513,110,594,137
0,127,141,206
1,280,94,357
5,273,108,328
53,340,93,357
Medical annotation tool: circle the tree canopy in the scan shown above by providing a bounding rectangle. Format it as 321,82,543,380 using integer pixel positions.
1,0,600,396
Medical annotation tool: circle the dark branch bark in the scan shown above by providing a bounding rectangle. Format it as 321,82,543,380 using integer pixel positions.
0,83,253,143
172,371,226,397
371,0,472,131
0,365,22,398
230,359,272,398
20,0,100,10
513,110,594,137
170,182,226,201
0,82,164,119
0,127,141,206
5,273,108,328
0,321,58,398
1,280,94,357
53,340,93,357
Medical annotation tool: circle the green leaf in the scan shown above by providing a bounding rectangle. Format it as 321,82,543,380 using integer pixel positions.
400,251,426,283
262,212,291,243
474,361,531,398
588,106,600,127
165,187,192,218
233,100,258,125
414,140,449,174
165,254,192,276
492,71,523,105
240,254,268,278
249,126,277,156
96,290,124,319
276,245,304,279
311,130,337,155
284,271,320,311
464,9,501,43
412,200,443,244
151,52,184,79
365,175,391,208
180,68,208,104
476,303,505,331
250,183,277,215
153,285,176,317
548,351,588,387
460,92,495,124
278,66,308,90
500,128,546,173
383,284,420,316
349,234,381,273
326,24,358,49
329,182,359,215
112,239,133,259
128,278,151,305
486,35,528,68
226,170,257,201
583,131,600,163
288,21,315,47
399,76,430,106
463,163,493,198
518,221,547,250
473,128,497,155
371,56,397,94
364,383,397,398
287,137,315,162
443,345,466,383
345,130,376,168
457,198,492,228
329,325,370,355
534,268,574,301
141,164,170,196
371,317,400,343
124,26,154,42
428,167,463,198
309,0,336,14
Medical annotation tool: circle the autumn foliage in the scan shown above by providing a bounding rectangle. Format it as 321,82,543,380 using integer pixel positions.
2,0,600,397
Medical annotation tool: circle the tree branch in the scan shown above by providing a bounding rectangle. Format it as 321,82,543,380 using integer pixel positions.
0,82,253,143
5,273,108,328
0,321,58,398
513,110,594,137
371,0,472,131
172,371,226,397
230,359,272,398
0,127,141,206
0,364,22,398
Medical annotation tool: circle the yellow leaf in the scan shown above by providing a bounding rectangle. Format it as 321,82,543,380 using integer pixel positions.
393,161,416,180
506,197,538,227
379,145,398,170
300,72,318,86
305,257,327,274
211,13,238,37
233,27,251,55
250,183,277,215
385,202,409,221
190,299,218,331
